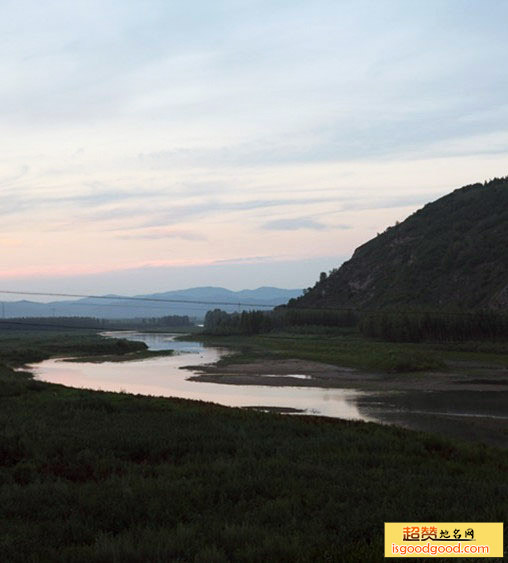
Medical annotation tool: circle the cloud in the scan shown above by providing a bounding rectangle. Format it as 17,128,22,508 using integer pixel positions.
118,229,206,241
0,238,23,248
85,196,334,231
0,165,30,188
212,256,276,265
339,193,442,212
0,184,164,218
262,218,327,231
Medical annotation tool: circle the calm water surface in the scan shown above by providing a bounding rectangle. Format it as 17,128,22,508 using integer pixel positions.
31,332,373,420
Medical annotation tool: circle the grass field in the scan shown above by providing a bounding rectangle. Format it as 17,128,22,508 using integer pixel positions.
0,330,506,561
188,329,508,373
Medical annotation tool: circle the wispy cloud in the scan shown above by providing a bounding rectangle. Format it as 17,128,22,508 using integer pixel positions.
262,218,327,231
118,229,206,241
339,193,443,212
212,256,276,265
67,196,334,231
0,184,164,219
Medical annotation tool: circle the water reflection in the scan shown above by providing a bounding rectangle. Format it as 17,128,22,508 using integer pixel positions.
31,332,372,421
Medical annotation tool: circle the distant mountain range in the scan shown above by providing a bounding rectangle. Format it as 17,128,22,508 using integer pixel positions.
0,287,303,320
290,177,508,311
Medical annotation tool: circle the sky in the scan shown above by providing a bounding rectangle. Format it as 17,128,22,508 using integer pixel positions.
1,0,508,298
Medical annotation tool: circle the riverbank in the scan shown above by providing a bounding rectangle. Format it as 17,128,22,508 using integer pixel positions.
188,356,508,392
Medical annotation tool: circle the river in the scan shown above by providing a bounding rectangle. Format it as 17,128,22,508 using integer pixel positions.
29,332,508,447
30,332,373,421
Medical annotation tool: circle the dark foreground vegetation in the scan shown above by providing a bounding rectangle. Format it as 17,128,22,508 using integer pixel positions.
0,330,506,561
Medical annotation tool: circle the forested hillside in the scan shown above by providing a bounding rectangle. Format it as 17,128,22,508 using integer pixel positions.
291,177,508,311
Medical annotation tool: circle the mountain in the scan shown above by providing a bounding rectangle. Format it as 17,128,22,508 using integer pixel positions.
0,287,303,320
290,177,508,311
145,286,303,306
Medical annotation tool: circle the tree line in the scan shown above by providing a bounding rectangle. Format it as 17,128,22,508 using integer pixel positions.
204,307,508,342
204,308,357,335
0,315,193,331
359,309,508,342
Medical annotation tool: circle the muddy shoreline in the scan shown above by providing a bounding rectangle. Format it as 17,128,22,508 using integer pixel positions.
186,358,508,392
186,358,508,448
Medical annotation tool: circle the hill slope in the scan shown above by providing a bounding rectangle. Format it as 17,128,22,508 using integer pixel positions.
291,177,508,311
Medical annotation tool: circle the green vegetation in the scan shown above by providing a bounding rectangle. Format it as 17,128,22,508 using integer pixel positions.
292,177,508,311
192,331,450,373
0,331,506,561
